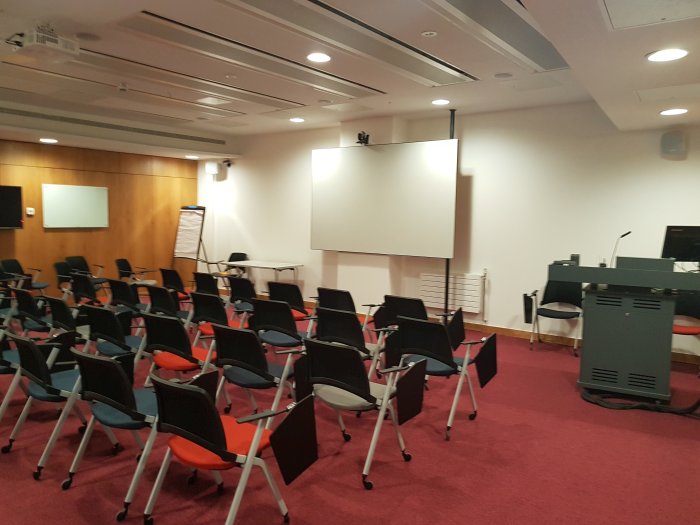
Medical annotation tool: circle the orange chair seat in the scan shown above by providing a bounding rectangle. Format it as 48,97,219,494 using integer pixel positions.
292,308,314,321
673,324,700,336
169,416,272,470
153,346,215,371
199,320,238,336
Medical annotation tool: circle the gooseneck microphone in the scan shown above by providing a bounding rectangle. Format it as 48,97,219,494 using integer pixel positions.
610,231,632,268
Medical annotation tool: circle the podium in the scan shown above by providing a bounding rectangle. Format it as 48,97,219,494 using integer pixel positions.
548,258,700,401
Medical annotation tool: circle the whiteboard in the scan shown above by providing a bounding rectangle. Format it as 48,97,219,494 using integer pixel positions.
174,206,205,259
42,184,109,228
311,139,458,258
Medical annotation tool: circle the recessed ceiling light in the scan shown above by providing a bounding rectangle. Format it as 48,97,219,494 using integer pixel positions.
432,99,450,106
307,52,330,63
39,138,58,144
421,30,438,38
289,117,305,123
185,155,199,160
494,72,513,79
660,108,688,116
647,48,688,62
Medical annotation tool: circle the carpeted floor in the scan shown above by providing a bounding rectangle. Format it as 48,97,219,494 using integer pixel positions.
1,333,699,525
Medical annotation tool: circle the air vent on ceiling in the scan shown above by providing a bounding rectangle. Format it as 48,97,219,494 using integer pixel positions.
603,0,700,29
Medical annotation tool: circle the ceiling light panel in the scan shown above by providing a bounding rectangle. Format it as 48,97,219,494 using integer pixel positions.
118,12,380,99
233,0,475,86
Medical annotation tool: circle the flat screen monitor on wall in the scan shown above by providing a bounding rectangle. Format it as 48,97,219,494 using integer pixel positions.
0,185,23,229
661,226,700,263
311,139,458,258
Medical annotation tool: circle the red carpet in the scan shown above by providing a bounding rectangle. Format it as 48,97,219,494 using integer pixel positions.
1,333,699,525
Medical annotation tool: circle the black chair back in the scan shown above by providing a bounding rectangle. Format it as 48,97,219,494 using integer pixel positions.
71,350,139,416
193,272,219,296
675,291,700,319
144,285,181,317
227,276,256,301
115,259,133,280
249,299,298,334
151,372,228,456
384,295,427,324
160,268,187,294
317,287,356,313
8,333,56,392
54,261,73,289
80,304,130,351
305,338,374,403
142,313,193,359
268,282,306,313
541,280,582,308
108,279,141,311
12,287,44,319
314,307,368,355
212,325,271,378
446,308,465,351
71,273,100,304
65,256,91,275
396,316,455,369
190,291,228,325
43,296,79,332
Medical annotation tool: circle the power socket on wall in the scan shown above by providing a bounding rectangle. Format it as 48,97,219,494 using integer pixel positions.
26,207,35,216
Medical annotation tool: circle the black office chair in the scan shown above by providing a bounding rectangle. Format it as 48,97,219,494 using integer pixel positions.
305,337,425,489
226,276,256,325
159,268,191,302
143,285,192,324
143,372,316,525
248,298,306,348
70,272,104,306
317,287,378,334
2,332,86,480
115,258,157,285
63,349,158,522
383,295,428,323
212,325,296,416
189,291,236,347
0,259,49,294
314,306,383,377
53,261,73,299
65,256,108,293
11,287,52,336
193,271,221,296
268,282,313,321
392,314,498,440
672,291,700,336
79,303,144,359
526,280,583,355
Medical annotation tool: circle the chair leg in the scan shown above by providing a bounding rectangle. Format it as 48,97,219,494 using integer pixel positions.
530,315,538,349
244,388,258,414
265,353,293,430
119,424,157,522
63,415,97,489
0,368,22,425
336,411,351,442
34,387,81,480
258,457,289,521
143,447,173,525
386,403,409,459
2,396,33,453
361,396,392,490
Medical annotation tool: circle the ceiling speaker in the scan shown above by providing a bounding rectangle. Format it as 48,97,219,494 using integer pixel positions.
661,130,687,160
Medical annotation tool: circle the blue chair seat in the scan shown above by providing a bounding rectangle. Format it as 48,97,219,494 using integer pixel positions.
91,389,157,429
1,349,19,367
223,361,293,389
233,301,254,314
28,369,80,402
404,355,461,377
96,341,131,357
259,330,303,348
23,317,51,332
536,307,580,320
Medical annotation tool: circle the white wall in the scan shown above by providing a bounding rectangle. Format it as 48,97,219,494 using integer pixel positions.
198,101,700,354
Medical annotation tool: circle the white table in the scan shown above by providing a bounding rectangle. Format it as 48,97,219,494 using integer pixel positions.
221,260,302,281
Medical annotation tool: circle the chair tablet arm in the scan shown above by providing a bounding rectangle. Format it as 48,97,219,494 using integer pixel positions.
379,363,412,375
461,337,488,346
275,348,305,356
27,267,42,272
236,394,314,424
527,290,538,297
371,327,396,334
362,303,381,307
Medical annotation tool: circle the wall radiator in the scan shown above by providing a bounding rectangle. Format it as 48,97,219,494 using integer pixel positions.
418,271,487,316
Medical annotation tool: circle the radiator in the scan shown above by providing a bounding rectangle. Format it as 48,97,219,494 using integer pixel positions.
418,272,485,314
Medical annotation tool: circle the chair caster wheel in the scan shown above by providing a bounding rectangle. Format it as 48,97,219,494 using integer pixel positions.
61,474,74,490
112,443,124,455
116,503,130,521
402,451,412,462
341,431,351,442
1,440,13,454
224,404,231,414
468,411,477,421
217,482,224,495
283,513,290,523
362,476,373,490
187,470,198,485
33,467,43,480
143,514,154,525
78,424,87,435
355,411,361,418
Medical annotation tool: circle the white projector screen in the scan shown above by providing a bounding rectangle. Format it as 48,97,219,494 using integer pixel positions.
42,184,109,228
311,139,458,258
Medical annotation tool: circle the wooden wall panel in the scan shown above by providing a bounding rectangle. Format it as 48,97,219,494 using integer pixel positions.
0,139,198,293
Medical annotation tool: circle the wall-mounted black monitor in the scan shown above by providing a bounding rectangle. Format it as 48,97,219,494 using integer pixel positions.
661,226,700,262
0,185,23,229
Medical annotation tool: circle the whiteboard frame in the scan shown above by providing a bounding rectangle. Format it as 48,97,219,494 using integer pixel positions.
42,184,109,228
311,139,458,258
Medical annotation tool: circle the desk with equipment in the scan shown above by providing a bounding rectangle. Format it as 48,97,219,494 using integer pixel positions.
549,257,700,401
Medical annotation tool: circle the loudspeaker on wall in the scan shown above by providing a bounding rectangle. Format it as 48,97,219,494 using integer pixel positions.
660,130,687,160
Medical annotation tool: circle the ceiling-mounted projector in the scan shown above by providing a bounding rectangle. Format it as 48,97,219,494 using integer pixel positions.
2,23,80,65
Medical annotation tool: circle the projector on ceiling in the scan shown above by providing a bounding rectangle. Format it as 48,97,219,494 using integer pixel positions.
3,24,80,64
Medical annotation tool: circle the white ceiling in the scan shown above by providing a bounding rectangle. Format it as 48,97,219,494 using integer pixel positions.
0,0,697,158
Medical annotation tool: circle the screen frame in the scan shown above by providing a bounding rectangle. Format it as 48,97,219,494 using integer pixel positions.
0,185,23,229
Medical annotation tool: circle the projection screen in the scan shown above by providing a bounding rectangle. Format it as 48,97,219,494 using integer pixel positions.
311,139,458,258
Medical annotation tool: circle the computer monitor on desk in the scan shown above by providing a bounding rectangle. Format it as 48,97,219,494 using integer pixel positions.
661,225,700,263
